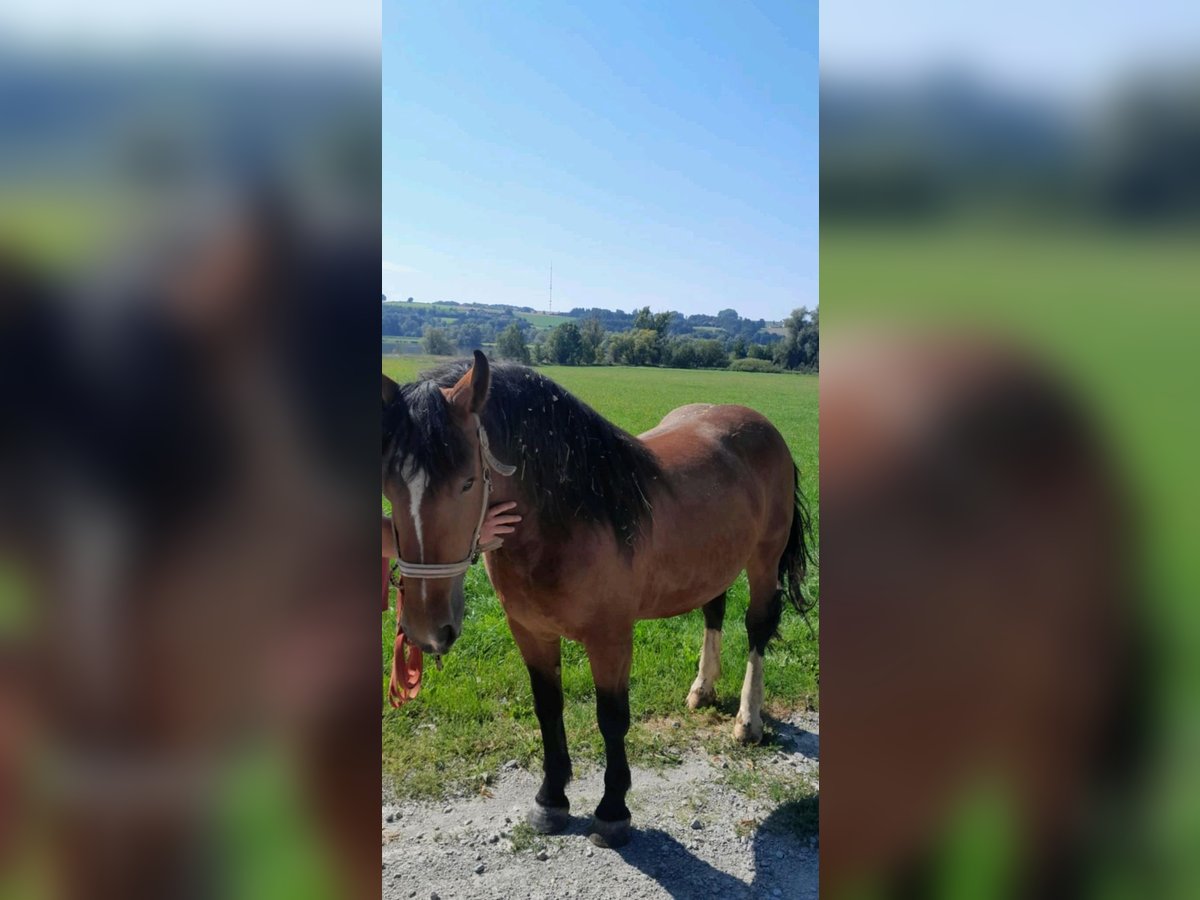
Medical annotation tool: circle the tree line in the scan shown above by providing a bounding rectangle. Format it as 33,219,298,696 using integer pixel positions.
422,305,818,373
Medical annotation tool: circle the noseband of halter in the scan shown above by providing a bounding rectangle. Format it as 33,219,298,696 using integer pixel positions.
391,413,516,580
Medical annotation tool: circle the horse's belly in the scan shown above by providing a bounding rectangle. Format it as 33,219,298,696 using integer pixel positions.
639,554,748,620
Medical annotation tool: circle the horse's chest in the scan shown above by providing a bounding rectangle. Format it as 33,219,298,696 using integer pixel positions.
487,552,622,639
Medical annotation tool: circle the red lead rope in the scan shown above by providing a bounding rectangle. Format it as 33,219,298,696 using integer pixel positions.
383,557,423,707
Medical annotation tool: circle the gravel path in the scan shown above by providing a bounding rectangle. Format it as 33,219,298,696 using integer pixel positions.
382,711,818,900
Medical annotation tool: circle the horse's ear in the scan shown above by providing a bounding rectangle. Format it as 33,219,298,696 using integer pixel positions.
383,374,400,407
443,350,491,418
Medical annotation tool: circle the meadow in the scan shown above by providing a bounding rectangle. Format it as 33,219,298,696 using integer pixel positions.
381,357,819,799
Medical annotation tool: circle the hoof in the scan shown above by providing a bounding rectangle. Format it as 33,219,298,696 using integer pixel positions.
686,688,716,710
527,802,570,834
733,716,763,744
587,817,632,849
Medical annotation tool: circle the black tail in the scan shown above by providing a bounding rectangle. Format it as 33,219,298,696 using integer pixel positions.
779,464,815,617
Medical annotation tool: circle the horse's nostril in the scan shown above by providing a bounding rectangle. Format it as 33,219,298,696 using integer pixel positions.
440,624,459,648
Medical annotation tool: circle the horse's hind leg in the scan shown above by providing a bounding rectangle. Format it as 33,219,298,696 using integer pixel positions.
508,617,572,834
687,592,726,710
736,562,785,743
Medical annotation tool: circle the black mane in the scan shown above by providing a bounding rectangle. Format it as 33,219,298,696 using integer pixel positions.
402,359,666,550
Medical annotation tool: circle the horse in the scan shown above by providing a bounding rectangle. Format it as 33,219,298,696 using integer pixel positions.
381,350,813,848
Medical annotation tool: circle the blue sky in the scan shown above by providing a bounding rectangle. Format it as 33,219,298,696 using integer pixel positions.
383,1,817,321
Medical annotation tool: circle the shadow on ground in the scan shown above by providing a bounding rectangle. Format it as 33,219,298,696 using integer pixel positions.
605,800,818,899
608,713,819,898
616,827,751,898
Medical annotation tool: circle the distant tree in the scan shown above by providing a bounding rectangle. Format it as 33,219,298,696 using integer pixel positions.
732,336,748,359
422,326,454,356
749,342,773,361
457,322,484,351
495,322,531,363
629,307,671,364
630,329,662,366
604,331,635,365
580,316,606,364
407,296,414,303
632,306,672,335
668,339,697,369
693,339,730,369
544,322,586,365
776,306,819,371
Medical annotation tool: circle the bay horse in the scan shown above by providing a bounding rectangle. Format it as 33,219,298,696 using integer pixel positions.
381,350,812,848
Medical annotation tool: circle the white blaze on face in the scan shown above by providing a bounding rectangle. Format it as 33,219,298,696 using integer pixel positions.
403,466,428,563
403,465,429,603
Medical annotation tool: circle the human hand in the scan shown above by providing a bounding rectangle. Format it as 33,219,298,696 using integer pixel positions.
480,501,522,546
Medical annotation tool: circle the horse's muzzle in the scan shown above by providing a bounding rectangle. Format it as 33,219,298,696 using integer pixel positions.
415,623,459,656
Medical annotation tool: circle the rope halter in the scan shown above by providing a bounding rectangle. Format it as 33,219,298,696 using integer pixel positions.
390,414,516,580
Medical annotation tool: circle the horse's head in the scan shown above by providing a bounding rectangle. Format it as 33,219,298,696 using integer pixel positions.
382,350,496,656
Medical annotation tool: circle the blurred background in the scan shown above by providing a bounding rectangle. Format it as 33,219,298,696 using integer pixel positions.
0,2,380,897
820,1,1199,897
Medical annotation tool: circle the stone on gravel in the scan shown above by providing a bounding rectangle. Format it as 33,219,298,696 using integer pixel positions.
536,850,549,861
443,806,452,814
474,863,485,875
690,818,703,829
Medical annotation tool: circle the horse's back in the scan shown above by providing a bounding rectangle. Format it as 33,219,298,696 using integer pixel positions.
641,403,791,475
638,403,714,439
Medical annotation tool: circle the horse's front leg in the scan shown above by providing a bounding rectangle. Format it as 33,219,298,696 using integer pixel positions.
585,631,634,849
508,617,572,834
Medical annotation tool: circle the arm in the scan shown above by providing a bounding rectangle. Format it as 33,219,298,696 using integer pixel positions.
382,516,396,559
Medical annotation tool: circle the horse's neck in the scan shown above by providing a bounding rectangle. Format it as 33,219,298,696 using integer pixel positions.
486,472,549,559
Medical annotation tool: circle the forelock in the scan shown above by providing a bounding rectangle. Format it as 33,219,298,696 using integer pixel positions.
383,379,471,490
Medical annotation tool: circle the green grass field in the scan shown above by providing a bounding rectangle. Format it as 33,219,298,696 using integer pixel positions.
381,358,819,800
515,310,576,329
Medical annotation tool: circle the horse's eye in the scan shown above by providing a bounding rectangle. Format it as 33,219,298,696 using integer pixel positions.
462,477,475,493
